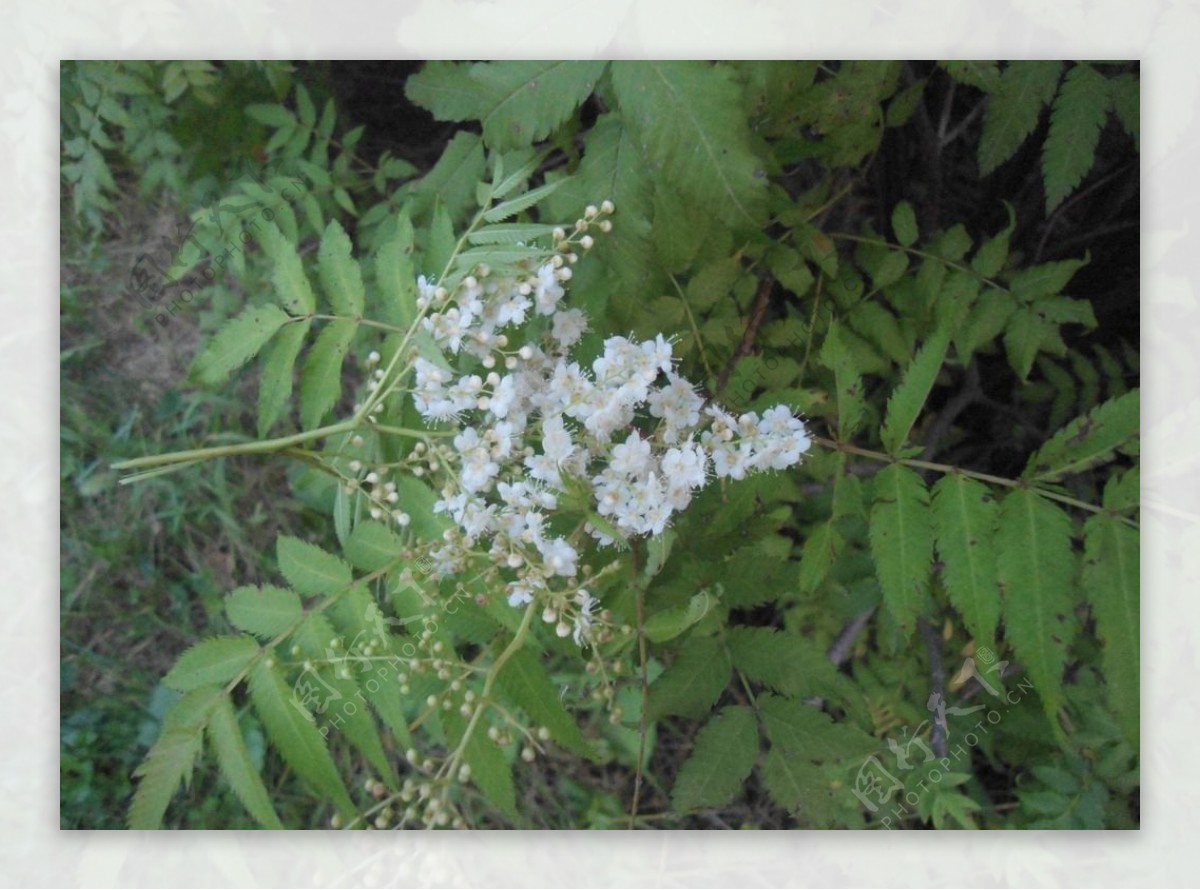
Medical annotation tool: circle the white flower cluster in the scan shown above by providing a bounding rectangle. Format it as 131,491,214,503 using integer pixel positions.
400,203,811,643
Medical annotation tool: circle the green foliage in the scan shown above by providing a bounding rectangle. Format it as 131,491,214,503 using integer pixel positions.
974,61,1138,215
93,60,1138,831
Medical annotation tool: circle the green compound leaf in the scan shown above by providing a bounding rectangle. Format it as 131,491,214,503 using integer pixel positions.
164,635,261,692
979,61,1062,175
299,318,356,431
190,304,291,386
931,474,1001,649
317,219,365,317
869,464,934,636
261,221,316,315
1023,389,1140,481
1083,513,1139,748
207,695,284,829
247,659,355,816
128,687,221,829
880,323,951,454
495,647,595,760
1043,64,1110,215
277,535,353,596
671,705,758,813
647,635,731,721
257,317,310,437
997,489,1076,726
611,61,767,225
225,585,303,639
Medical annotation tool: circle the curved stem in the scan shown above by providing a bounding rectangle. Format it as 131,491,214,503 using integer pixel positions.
113,419,357,474
817,436,1139,528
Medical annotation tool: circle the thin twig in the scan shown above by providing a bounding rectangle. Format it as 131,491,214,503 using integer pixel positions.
918,616,947,757
715,276,774,397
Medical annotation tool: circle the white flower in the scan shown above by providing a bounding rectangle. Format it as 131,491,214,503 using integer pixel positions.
534,263,564,315
551,308,588,348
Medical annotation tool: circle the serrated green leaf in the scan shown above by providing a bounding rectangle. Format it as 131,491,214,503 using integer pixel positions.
164,636,260,692
299,319,355,430
1008,256,1087,303
820,320,867,438
869,464,934,636
644,587,721,643
226,585,303,639
892,201,918,247
1023,390,1139,481
647,635,731,721
128,727,204,829
546,114,655,295
979,61,1062,174
375,212,418,330
401,131,486,223
971,203,1016,279
317,220,365,317
931,475,1001,648
798,522,842,594
343,520,403,572
393,475,452,542
880,325,951,454
1083,513,1139,747
262,221,316,315
474,61,606,151
467,223,559,245
611,61,767,225
247,660,355,815
482,179,565,224
277,535,352,596
728,627,852,704
291,612,397,786
495,648,594,759
941,61,1001,93
759,693,877,761
441,709,518,822
671,705,758,812
409,61,604,152
997,489,1076,725
191,304,291,386
207,695,284,829
762,748,831,820
328,585,413,750
1043,64,1110,214
257,318,309,437
1109,72,1139,150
